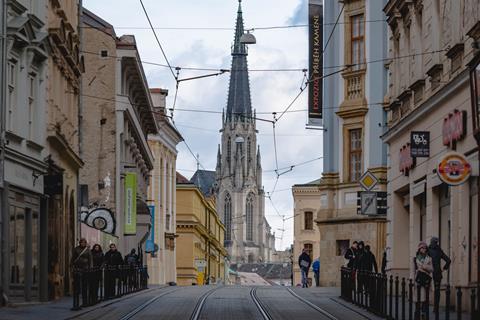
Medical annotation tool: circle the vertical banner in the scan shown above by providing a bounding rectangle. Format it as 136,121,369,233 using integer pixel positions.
145,205,155,252
124,172,137,234
308,0,323,126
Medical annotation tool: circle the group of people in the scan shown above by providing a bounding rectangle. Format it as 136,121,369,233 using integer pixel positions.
71,238,141,306
298,249,320,288
344,241,379,274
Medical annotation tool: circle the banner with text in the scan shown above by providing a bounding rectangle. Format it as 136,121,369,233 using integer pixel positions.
146,205,155,252
124,172,137,234
308,0,323,126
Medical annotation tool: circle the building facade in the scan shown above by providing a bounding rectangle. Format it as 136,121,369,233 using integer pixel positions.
146,88,183,285
176,173,227,286
80,10,157,260
292,179,321,286
383,0,480,299
314,0,388,286
215,1,274,264
45,0,83,301
1,0,49,303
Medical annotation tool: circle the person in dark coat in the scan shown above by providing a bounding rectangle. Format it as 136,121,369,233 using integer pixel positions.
125,249,139,267
71,238,92,307
104,243,123,298
355,241,365,269
344,241,358,269
90,244,104,304
91,244,104,267
381,249,388,274
428,237,451,312
298,248,312,288
359,245,378,273
125,249,139,289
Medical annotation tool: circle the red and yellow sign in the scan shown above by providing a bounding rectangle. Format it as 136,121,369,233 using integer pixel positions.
437,152,471,186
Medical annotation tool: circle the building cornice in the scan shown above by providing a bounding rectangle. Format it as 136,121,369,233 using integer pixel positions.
315,215,387,226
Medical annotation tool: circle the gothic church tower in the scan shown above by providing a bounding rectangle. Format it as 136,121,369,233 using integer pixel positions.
215,1,270,263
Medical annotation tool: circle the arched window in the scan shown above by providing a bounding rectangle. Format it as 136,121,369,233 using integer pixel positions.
246,193,254,241
224,193,232,240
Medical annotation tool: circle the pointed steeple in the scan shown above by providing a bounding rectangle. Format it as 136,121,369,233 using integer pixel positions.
226,0,252,122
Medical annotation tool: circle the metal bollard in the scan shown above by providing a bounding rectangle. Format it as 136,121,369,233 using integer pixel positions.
389,275,394,319
408,279,413,320
425,285,430,320
470,288,476,320
395,276,399,320
445,284,451,320
71,268,81,311
456,287,462,320
401,277,406,320
416,284,421,320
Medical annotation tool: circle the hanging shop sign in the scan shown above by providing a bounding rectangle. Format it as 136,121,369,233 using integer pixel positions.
410,131,430,157
399,143,416,176
145,205,156,253
124,172,137,234
307,0,323,125
437,152,472,186
442,110,467,148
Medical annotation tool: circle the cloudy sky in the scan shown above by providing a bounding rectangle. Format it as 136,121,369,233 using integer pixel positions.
83,0,323,250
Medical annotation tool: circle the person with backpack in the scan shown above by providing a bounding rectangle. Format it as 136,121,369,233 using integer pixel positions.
413,241,433,319
298,248,312,288
344,241,358,269
125,249,139,289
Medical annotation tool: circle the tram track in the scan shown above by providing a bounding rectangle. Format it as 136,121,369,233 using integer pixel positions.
285,287,339,320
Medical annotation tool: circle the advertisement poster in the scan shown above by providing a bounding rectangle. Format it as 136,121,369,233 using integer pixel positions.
146,205,155,252
124,172,137,234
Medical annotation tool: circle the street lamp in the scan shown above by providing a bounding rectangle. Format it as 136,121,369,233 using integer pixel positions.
240,30,256,45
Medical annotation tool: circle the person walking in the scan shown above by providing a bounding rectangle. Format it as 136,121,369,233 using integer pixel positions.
428,236,451,313
312,258,320,287
413,241,433,320
71,238,93,308
125,249,139,290
344,241,358,269
104,243,124,298
298,248,312,288
90,244,104,304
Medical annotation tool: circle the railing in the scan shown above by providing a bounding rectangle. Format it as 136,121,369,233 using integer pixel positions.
72,265,148,311
340,267,479,320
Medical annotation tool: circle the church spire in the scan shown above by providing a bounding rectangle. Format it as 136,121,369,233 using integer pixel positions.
226,0,252,122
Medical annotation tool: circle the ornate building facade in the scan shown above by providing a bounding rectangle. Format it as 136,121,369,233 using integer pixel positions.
215,2,274,263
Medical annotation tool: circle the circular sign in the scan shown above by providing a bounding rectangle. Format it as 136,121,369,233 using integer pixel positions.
437,152,472,186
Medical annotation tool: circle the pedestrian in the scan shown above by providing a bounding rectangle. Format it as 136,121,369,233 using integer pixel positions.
125,249,139,290
104,243,124,298
355,241,365,270
428,236,451,313
125,249,139,267
381,248,388,274
312,257,320,287
413,241,433,320
359,245,378,273
344,241,358,269
90,244,104,304
298,248,312,288
71,238,93,308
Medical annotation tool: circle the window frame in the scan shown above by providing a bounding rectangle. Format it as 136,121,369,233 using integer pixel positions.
304,211,313,230
348,128,363,182
350,13,365,70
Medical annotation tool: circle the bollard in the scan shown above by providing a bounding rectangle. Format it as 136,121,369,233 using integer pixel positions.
384,274,388,318
401,277,406,320
415,284,421,320
445,284,451,320
389,275,394,319
470,288,476,320
395,276,399,320
425,284,430,320
434,284,440,320
456,287,462,320
71,268,81,311
408,279,413,320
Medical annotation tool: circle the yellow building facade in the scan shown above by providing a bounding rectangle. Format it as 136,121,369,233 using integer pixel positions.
176,175,227,286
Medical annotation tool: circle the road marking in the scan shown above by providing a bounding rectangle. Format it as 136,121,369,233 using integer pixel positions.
250,287,273,320
286,288,339,320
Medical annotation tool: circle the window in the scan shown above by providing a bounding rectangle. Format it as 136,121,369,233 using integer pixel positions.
7,61,17,130
246,194,254,241
100,50,108,58
224,194,232,241
247,137,252,160
351,14,365,70
304,211,313,230
166,214,170,231
28,74,37,140
336,240,350,256
349,129,362,181
304,243,313,258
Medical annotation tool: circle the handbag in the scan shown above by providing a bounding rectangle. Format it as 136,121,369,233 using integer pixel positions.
415,271,432,286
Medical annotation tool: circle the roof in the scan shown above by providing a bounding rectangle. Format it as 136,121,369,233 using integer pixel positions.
226,1,252,122
82,8,116,38
176,172,192,184
292,178,321,187
190,170,216,197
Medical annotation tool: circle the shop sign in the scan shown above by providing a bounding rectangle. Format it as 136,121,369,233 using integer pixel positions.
124,172,137,234
442,110,467,148
146,205,156,253
399,143,415,176
410,131,430,157
437,152,472,186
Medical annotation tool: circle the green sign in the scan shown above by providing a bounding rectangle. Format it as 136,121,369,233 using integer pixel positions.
124,172,137,234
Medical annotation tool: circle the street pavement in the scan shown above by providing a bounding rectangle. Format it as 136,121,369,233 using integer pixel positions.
0,285,383,320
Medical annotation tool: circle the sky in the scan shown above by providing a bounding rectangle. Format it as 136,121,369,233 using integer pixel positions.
83,0,323,251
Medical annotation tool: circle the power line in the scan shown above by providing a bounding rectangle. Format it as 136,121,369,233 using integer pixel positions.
138,0,177,81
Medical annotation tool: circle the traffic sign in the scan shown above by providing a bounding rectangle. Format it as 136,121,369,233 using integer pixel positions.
359,171,378,191
357,191,387,215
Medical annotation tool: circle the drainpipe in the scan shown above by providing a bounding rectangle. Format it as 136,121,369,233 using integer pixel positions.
0,0,8,306
77,0,83,240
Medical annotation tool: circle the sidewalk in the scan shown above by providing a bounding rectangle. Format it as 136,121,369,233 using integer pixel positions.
0,285,166,320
